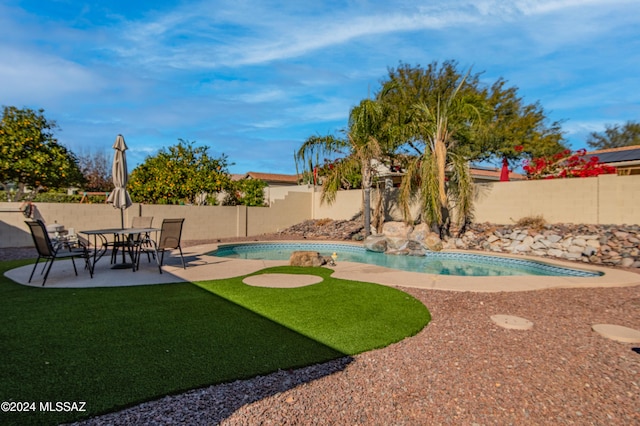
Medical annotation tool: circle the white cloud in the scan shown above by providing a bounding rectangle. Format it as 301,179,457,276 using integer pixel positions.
0,46,103,105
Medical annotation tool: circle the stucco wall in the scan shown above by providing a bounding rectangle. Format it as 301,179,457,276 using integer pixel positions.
2,174,638,248
473,174,639,224
0,191,312,248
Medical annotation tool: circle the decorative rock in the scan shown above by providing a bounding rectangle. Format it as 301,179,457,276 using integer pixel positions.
564,252,583,260
382,221,413,240
363,235,387,253
546,234,562,243
572,238,587,247
289,251,326,267
422,233,443,251
281,221,640,270
386,237,408,250
408,223,430,243
548,249,564,258
586,239,601,248
620,258,635,268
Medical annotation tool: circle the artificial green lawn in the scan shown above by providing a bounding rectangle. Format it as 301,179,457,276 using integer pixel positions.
0,260,429,425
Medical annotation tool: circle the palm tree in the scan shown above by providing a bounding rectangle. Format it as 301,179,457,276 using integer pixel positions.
397,72,484,237
296,98,387,236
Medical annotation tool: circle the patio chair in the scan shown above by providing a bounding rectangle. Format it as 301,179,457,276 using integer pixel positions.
131,216,155,263
25,220,93,286
136,218,185,273
109,216,154,264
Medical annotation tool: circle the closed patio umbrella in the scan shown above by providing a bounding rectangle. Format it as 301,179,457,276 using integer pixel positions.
107,134,133,228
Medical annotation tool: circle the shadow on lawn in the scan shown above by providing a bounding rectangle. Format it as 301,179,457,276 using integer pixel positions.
0,267,353,426
1,261,428,425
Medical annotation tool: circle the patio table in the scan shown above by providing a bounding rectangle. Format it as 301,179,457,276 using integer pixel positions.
80,227,160,271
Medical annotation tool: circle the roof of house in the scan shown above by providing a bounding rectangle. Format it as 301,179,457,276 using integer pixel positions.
232,172,299,184
469,166,527,181
585,145,640,164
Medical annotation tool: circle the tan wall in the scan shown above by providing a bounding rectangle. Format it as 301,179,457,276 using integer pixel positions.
597,174,640,224
0,191,312,248
312,189,363,220
3,174,638,248
473,174,639,224
265,185,313,204
248,191,311,235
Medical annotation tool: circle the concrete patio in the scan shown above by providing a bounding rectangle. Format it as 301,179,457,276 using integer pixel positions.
5,242,640,292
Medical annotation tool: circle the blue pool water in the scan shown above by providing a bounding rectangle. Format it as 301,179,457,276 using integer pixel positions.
211,242,602,277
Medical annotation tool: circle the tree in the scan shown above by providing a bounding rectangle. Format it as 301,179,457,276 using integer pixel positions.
389,69,482,236
378,61,566,235
0,106,84,200
379,61,566,162
77,150,112,192
296,98,389,236
586,121,640,150
128,140,231,205
222,178,268,206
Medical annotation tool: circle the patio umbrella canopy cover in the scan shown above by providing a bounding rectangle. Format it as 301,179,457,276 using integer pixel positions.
107,134,133,228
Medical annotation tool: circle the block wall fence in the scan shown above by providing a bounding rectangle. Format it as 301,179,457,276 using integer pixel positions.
1,174,638,248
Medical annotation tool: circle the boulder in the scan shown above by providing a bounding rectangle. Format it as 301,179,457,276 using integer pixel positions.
386,237,409,250
408,223,431,243
363,235,387,253
382,221,413,240
424,233,443,252
289,251,326,267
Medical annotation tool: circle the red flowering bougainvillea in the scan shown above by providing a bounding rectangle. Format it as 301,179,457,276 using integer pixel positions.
523,149,617,179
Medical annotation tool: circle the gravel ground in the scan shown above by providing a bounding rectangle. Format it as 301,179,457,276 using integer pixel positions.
3,240,639,425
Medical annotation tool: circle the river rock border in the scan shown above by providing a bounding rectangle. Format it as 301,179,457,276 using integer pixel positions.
364,222,640,269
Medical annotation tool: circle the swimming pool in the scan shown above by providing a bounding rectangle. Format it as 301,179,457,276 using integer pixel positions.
211,242,602,277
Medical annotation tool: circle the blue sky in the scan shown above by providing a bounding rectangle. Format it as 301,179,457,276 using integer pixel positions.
1,0,639,174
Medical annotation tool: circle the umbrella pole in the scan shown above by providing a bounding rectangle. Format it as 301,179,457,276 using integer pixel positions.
120,208,127,264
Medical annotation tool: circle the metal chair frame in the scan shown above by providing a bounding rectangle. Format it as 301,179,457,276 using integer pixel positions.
25,220,94,286
136,218,185,274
